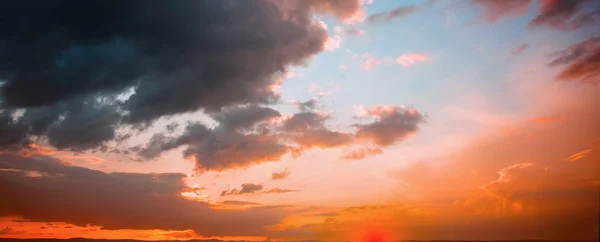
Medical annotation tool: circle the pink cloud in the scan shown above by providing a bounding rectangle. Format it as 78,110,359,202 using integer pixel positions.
396,53,429,67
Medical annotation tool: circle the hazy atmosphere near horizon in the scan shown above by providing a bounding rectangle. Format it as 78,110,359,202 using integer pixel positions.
0,0,599,241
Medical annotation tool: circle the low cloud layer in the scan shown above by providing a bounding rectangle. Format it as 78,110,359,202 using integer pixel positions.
0,152,288,237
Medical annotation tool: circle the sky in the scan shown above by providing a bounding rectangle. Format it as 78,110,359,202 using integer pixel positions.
0,0,599,241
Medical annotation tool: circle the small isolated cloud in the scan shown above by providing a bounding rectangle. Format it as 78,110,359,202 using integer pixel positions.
221,183,264,196
342,146,383,160
353,105,426,146
360,0,374,5
565,149,592,162
264,188,301,194
221,200,262,206
511,43,529,56
220,183,300,196
272,168,291,180
345,27,367,36
396,53,429,66
339,64,349,70
364,57,382,70
292,98,318,112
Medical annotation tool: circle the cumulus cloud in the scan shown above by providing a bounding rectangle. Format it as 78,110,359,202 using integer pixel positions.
283,111,352,148
396,53,429,67
0,0,364,153
548,37,600,84
272,168,291,180
0,153,288,237
353,105,425,146
210,105,281,130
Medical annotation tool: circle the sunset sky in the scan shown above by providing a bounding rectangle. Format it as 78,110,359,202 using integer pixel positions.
0,0,599,241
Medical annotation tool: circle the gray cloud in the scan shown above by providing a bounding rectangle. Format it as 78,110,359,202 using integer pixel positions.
0,0,362,152
0,152,288,236
529,0,599,30
367,0,434,24
354,106,425,146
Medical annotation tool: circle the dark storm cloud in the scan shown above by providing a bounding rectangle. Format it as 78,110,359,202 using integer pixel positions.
354,106,425,146
0,111,30,150
0,153,288,236
0,0,364,152
45,100,121,151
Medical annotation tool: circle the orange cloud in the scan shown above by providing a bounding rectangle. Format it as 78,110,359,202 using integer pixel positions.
341,146,383,160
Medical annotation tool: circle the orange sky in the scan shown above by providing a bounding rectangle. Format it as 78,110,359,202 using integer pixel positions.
1,0,599,241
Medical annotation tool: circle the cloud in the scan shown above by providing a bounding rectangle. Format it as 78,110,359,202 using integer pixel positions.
548,37,600,84
221,183,264,196
324,35,342,52
283,111,352,148
292,99,318,112
353,105,425,146
220,183,300,196
339,64,349,70
341,146,383,160
0,0,364,152
0,227,27,236
367,1,434,24
264,188,301,194
529,0,599,30
0,153,288,237
511,43,529,56
222,200,262,206
565,149,592,162
396,53,429,67
272,168,291,180
473,0,531,22
345,27,367,36
210,105,281,130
